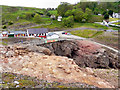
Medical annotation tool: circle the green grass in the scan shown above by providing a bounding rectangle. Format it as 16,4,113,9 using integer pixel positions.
0,42,8,45
113,22,120,25
68,30,104,38
32,20,62,29
73,23,108,29
32,21,110,30
48,10,57,15
109,18,119,22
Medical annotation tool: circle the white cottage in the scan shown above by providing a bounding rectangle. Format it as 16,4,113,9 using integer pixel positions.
50,15,56,20
57,16,62,21
112,12,120,18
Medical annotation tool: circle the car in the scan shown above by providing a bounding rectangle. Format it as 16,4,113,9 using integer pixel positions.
47,32,59,39
62,32,71,35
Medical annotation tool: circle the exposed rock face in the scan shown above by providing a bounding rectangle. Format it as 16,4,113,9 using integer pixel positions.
40,40,119,69
0,44,115,88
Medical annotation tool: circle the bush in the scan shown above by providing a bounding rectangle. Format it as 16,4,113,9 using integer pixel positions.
19,14,26,19
62,16,74,27
25,12,33,20
65,10,73,17
8,21,13,25
104,14,109,20
33,14,42,23
102,11,107,16
36,11,44,15
2,25,7,29
108,10,113,17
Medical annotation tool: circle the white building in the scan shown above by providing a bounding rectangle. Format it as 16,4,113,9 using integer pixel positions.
50,15,56,20
112,12,120,18
57,16,62,21
101,20,109,27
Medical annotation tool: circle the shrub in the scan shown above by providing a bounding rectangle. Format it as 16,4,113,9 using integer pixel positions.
104,13,109,20
33,14,42,23
8,21,13,25
2,25,7,29
25,12,33,20
65,10,73,17
62,16,74,27
19,14,26,19
108,10,113,17
36,11,44,15
102,11,107,16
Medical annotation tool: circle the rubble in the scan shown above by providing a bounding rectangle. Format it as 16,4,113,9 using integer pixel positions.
0,44,115,88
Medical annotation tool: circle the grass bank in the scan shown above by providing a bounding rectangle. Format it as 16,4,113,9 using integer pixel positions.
67,30,104,38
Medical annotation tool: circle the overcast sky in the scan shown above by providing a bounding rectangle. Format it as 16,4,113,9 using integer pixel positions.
0,0,99,8
1,0,116,8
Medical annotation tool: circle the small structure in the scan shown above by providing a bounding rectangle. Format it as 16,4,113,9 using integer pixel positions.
57,16,62,21
98,14,102,16
112,12,120,18
2,31,8,37
2,31,26,37
8,32,14,37
27,28,48,38
101,20,109,27
50,15,56,20
13,31,26,37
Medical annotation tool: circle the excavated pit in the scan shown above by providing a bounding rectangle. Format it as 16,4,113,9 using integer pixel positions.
40,40,119,69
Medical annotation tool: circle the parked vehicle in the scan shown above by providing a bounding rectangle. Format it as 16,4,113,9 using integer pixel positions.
62,32,71,35
47,32,59,39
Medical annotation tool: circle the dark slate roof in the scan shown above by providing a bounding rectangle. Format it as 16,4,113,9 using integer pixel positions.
27,28,48,34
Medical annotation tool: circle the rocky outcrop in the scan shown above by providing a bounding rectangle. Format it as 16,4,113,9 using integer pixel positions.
40,40,119,69
0,44,115,88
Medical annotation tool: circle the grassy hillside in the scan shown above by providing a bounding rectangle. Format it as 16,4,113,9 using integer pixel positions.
1,5,119,31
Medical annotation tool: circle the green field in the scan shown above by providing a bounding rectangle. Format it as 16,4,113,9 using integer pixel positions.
113,22,120,25
67,30,104,38
48,10,57,15
109,18,119,22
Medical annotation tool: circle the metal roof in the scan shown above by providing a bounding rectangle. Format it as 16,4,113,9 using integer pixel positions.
10,31,26,34
27,28,48,34
2,31,8,34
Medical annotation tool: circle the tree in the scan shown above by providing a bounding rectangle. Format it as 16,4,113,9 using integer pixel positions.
74,9,84,22
57,2,73,17
108,10,113,17
85,8,92,19
102,11,107,16
65,10,73,17
33,14,42,23
94,8,99,15
62,16,74,27
104,13,109,20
